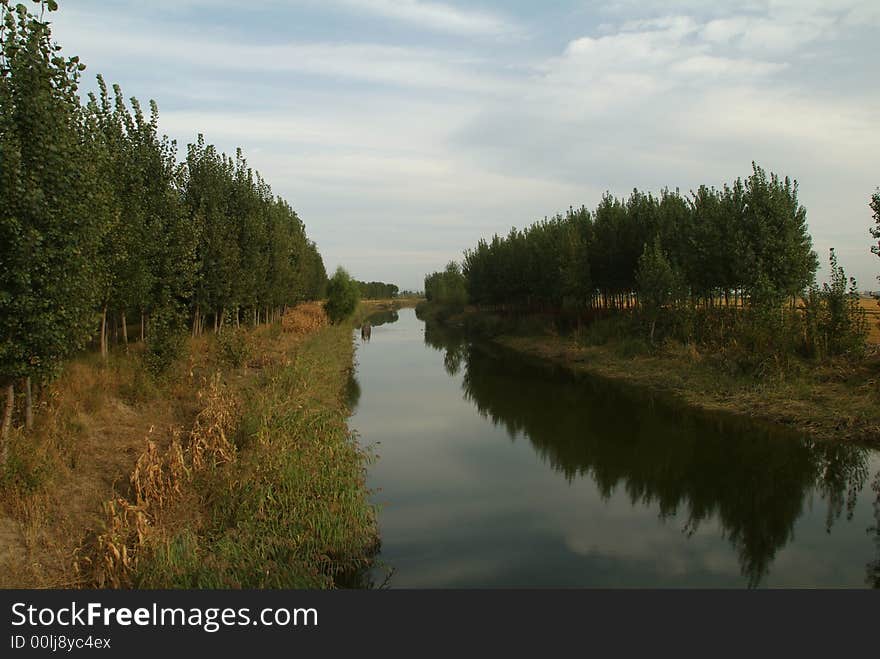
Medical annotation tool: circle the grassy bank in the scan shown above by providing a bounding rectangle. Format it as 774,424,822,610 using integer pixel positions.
0,304,377,588
419,302,880,446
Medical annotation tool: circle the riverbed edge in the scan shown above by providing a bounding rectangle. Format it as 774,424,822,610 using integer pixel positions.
418,303,880,447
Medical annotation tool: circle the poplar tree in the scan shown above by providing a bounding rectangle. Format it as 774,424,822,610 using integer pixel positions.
636,236,681,344
1,0,108,457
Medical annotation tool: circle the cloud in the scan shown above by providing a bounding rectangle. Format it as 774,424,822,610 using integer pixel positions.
329,0,521,37
56,24,514,95
47,1,880,289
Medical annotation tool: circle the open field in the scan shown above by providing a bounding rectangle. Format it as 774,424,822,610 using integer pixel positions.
859,297,880,344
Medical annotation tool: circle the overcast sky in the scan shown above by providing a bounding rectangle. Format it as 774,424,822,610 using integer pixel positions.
51,1,879,291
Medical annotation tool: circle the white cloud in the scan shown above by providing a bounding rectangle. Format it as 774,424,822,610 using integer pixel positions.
57,25,513,95
47,1,880,288
670,54,786,77
330,0,520,37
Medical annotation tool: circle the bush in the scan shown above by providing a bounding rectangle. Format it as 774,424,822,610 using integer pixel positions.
144,307,186,375
802,249,868,358
325,267,360,324
575,314,637,347
217,315,251,368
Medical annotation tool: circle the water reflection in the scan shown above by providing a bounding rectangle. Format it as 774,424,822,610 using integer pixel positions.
420,315,875,587
869,474,880,587
346,370,361,413
362,309,399,328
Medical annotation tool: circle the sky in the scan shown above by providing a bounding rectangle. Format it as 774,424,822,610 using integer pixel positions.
50,0,879,291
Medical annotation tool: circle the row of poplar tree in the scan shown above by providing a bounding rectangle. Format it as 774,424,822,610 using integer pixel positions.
460,164,818,311
355,281,400,300
426,164,871,361
0,2,326,444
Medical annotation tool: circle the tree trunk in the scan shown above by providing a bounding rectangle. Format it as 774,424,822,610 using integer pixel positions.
121,311,128,346
1,383,13,467
650,318,656,345
100,304,108,360
25,377,33,430
141,312,145,342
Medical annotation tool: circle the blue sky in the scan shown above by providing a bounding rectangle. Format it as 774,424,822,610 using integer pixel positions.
51,1,879,290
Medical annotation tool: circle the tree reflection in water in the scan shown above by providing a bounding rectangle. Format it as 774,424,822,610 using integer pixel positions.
868,473,880,588
421,316,877,588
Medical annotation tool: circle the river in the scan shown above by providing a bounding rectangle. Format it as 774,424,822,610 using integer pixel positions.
350,307,880,587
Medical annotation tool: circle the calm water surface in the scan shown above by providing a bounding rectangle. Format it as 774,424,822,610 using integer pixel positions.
350,307,880,587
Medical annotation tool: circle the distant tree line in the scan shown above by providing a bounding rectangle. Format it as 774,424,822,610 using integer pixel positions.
462,164,818,311
355,280,399,300
426,164,870,365
0,2,326,452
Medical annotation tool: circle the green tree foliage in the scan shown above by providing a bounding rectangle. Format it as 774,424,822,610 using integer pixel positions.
355,280,399,299
424,262,467,308
1,1,108,390
464,208,592,310
184,138,326,333
325,267,360,324
0,1,329,446
460,164,817,314
439,164,873,369
803,249,868,358
86,76,196,356
636,236,682,343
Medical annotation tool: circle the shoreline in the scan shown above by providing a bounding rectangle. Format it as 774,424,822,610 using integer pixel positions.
421,303,880,447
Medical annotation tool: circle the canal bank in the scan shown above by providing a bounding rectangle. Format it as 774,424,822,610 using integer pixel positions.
416,303,880,447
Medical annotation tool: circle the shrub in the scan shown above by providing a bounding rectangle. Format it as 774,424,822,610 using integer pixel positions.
217,317,251,368
802,249,868,359
325,267,360,324
144,307,186,375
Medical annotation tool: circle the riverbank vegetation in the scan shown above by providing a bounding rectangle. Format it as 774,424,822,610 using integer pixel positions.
326,268,361,324
0,304,377,587
1,2,376,588
421,166,880,443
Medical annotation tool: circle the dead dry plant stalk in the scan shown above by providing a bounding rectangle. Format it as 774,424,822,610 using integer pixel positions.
78,374,238,588
83,498,149,589
189,373,237,471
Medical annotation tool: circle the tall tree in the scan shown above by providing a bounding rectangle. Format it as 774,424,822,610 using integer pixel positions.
1,0,109,457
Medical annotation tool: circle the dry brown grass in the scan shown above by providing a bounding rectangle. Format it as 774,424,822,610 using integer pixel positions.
0,302,328,589
858,298,880,344
77,374,239,588
0,351,189,588
282,302,328,336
